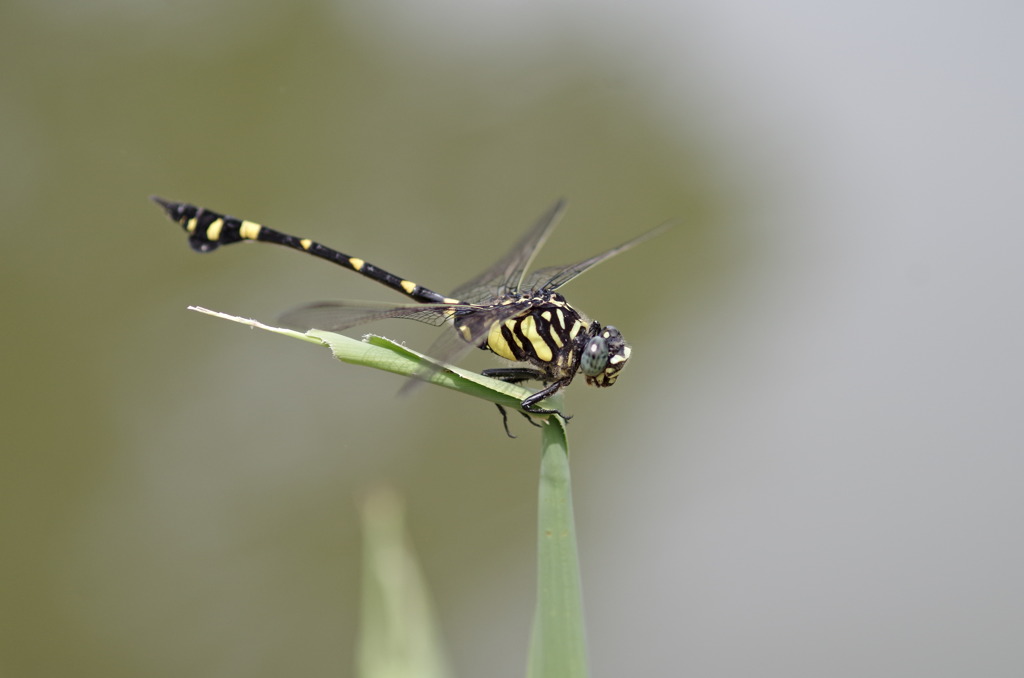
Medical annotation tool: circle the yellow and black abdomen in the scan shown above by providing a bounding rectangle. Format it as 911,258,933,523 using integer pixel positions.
152,197,454,305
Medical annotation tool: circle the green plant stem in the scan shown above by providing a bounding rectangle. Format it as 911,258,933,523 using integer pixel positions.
189,307,589,674
527,417,589,678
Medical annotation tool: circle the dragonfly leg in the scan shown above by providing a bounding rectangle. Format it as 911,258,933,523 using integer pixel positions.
494,403,543,438
482,367,547,384
519,379,573,421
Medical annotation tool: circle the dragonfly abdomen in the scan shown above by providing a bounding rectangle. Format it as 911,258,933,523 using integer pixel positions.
151,197,457,306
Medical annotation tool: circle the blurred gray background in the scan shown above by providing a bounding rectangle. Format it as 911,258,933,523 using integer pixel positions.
3,1,1022,676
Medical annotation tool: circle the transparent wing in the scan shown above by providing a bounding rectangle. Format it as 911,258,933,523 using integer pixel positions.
396,298,537,395
279,297,532,363
519,220,672,292
448,199,567,303
280,298,538,396
280,299,475,395
278,300,459,332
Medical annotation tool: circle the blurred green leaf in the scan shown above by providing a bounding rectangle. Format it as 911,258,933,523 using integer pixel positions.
358,487,453,678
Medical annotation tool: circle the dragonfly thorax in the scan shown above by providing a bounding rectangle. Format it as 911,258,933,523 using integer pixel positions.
451,291,630,388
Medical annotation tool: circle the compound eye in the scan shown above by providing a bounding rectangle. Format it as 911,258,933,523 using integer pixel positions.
581,335,609,377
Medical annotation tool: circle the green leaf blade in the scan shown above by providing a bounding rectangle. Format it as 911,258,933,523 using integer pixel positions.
527,418,589,678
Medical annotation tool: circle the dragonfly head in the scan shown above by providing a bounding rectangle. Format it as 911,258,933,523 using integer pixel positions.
580,325,631,388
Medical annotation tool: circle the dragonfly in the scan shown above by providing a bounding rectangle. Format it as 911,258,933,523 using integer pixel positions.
153,197,666,434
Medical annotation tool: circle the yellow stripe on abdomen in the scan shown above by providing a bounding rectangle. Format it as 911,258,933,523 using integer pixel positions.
205,218,224,241
239,220,262,241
